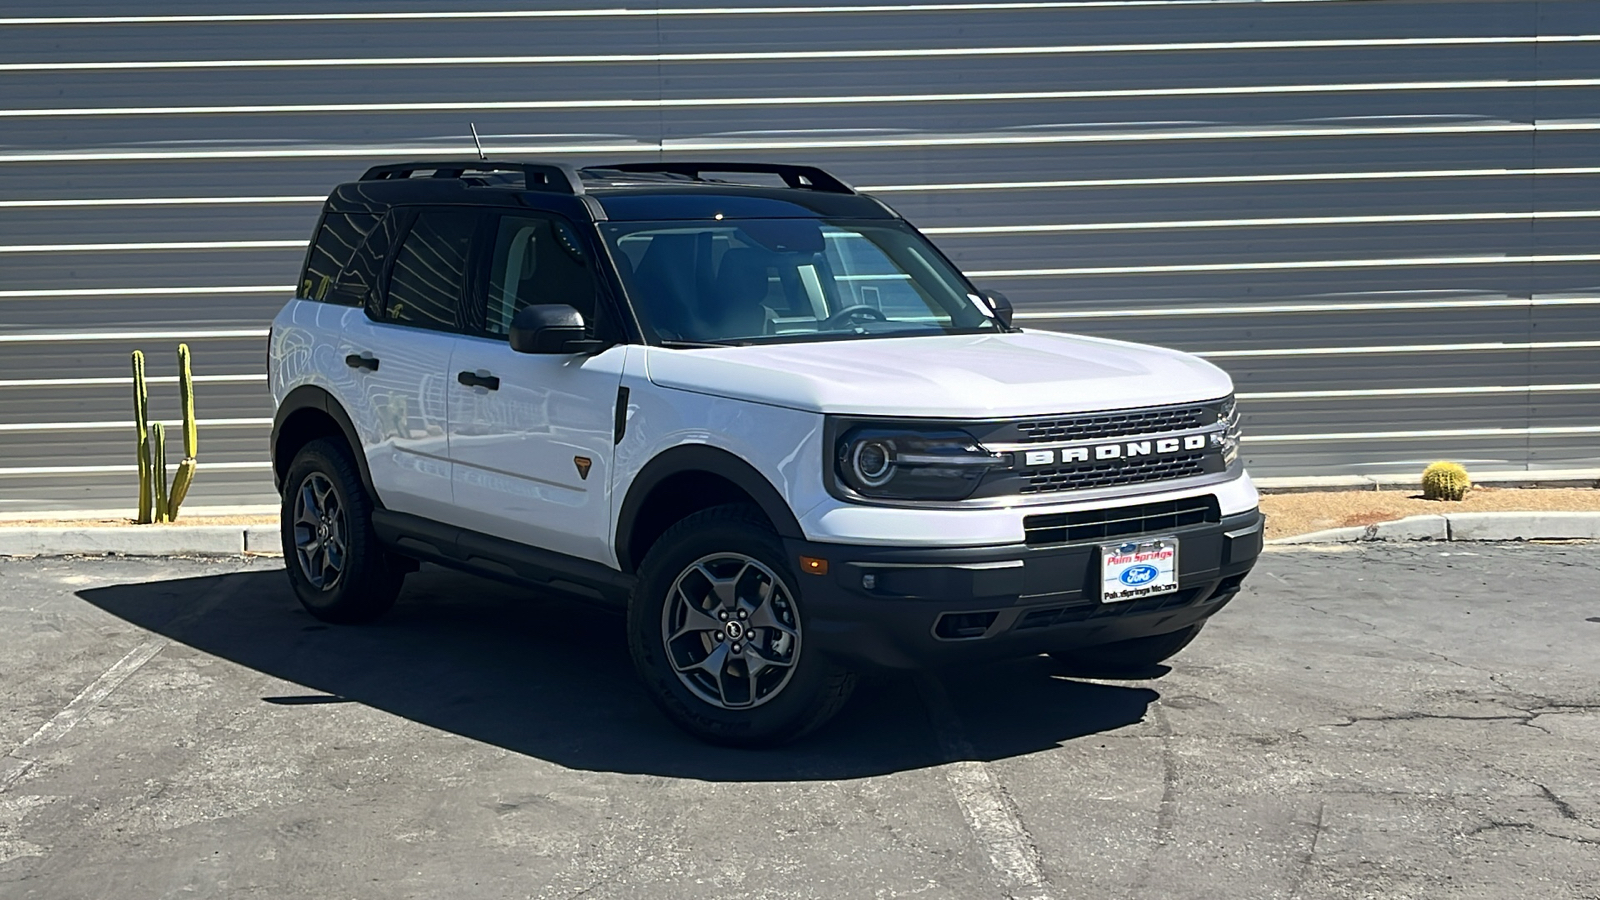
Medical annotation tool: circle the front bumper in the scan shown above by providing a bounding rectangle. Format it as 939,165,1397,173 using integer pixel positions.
785,507,1263,669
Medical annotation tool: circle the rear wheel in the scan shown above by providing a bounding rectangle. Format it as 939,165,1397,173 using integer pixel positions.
628,505,855,746
1050,624,1204,676
280,437,404,624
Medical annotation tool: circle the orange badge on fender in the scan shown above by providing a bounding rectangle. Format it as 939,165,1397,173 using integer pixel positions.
573,456,593,480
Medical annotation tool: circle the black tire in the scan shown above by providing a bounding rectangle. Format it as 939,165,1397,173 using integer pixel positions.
628,504,856,747
280,437,405,624
1050,624,1204,676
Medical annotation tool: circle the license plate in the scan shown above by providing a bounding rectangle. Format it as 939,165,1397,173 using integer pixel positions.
1100,538,1179,603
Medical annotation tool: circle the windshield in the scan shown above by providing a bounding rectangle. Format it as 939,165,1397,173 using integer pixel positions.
599,218,1001,346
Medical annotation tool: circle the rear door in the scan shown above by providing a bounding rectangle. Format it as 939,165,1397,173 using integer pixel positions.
332,207,475,521
444,211,627,566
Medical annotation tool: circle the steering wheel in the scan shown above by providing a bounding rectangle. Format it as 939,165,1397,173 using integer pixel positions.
821,304,889,329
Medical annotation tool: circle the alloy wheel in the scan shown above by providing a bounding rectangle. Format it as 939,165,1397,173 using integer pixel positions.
660,552,802,710
292,472,348,590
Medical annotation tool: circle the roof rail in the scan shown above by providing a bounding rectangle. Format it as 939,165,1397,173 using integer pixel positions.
359,160,585,194
598,162,854,195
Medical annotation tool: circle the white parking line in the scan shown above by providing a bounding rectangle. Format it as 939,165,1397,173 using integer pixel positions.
1,639,167,792
1,578,245,793
915,673,1054,899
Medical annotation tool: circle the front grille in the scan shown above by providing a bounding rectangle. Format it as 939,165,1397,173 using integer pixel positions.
1013,405,1208,444
1020,453,1208,494
1023,495,1220,546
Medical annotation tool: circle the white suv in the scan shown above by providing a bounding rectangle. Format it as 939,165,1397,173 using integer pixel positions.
268,160,1262,745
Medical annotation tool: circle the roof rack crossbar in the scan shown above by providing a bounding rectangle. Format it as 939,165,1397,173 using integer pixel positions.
359,160,585,195
598,162,854,195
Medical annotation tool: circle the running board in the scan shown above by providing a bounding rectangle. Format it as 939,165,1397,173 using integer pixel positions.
371,509,635,607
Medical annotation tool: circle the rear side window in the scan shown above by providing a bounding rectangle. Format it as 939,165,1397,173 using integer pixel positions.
298,211,381,303
329,213,403,309
382,209,477,332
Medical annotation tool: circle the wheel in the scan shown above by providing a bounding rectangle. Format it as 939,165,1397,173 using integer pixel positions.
627,504,856,746
280,437,404,624
1050,624,1204,676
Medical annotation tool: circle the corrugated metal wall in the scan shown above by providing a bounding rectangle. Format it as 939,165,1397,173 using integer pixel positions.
2,0,1597,512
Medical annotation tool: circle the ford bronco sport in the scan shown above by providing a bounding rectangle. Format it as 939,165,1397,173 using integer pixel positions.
268,160,1262,745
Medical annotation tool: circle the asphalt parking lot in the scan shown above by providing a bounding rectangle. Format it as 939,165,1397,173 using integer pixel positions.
1,544,1597,900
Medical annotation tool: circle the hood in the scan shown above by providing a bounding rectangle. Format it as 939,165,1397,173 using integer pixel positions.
644,330,1233,418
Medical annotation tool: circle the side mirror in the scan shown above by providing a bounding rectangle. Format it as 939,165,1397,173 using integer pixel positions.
509,304,603,354
981,290,1014,328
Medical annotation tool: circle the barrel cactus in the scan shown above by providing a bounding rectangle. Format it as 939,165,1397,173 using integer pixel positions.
1421,461,1471,501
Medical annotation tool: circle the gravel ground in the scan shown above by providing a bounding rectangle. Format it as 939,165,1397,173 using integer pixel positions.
1,546,1597,899
1260,487,1600,539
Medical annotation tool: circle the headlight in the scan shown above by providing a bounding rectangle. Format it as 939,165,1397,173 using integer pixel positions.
1218,395,1241,464
835,425,1005,501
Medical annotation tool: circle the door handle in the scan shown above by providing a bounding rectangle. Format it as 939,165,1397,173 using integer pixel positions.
457,369,500,391
344,352,379,371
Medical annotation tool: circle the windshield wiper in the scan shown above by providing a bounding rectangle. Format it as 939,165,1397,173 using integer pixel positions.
658,339,741,349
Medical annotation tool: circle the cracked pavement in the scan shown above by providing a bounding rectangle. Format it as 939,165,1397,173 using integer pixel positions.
0,543,1597,899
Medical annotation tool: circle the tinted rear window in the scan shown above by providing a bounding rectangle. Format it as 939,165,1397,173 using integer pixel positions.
298,212,381,303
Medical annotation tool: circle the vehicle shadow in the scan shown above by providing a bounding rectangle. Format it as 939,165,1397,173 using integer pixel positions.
79,566,1162,781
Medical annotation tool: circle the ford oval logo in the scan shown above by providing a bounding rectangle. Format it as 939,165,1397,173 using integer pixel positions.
1119,564,1159,586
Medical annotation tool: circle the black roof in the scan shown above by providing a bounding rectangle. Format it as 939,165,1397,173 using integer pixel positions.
324,160,896,222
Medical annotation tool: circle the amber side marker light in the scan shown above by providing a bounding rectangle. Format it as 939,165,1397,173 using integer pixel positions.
798,556,829,576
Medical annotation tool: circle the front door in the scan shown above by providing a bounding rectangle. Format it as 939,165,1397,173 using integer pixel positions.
445,212,627,567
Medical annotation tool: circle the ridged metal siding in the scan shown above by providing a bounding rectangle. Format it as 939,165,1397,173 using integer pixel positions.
1,0,1596,511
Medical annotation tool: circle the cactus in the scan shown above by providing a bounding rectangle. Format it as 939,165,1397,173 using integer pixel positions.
1421,461,1471,501
151,422,170,522
132,350,154,524
130,344,200,523
166,343,198,520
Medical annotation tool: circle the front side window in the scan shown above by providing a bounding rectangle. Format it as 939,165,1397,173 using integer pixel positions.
600,218,998,346
383,209,476,331
482,214,598,336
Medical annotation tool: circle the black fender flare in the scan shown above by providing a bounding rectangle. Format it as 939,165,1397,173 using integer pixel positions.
615,444,803,571
270,384,379,503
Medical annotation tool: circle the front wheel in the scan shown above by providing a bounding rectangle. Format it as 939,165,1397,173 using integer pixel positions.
1050,624,1204,676
627,505,855,746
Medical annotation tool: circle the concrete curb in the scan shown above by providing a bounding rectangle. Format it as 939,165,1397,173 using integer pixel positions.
1270,511,1600,545
0,524,282,557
